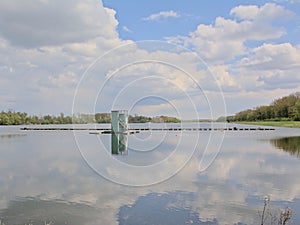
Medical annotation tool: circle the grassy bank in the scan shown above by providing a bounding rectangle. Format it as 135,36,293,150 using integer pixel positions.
235,121,300,128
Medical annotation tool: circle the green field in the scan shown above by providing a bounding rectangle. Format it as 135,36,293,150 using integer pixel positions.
235,121,300,128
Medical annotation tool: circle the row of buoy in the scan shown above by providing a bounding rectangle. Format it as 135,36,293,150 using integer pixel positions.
21,127,275,132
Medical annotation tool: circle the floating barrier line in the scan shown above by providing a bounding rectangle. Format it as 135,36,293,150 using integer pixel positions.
20,127,275,132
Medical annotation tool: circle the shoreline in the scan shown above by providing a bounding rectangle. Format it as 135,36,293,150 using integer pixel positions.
233,121,300,128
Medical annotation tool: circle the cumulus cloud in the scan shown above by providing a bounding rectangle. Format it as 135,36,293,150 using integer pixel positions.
0,1,298,117
234,43,300,90
0,0,119,48
164,3,299,111
230,3,294,21
0,0,127,114
70,41,227,119
48,71,78,88
122,26,132,33
239,43,300,70
169,3,294,63
209,65,241,92
229,5,260,20
143,10,180,21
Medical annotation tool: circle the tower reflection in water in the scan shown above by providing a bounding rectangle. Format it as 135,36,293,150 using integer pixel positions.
111,132,128,155
111,110,128,155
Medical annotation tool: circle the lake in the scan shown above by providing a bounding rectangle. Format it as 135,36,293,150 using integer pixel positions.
0,123,299,225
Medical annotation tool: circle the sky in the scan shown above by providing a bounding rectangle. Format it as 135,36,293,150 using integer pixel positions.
0,0,300,119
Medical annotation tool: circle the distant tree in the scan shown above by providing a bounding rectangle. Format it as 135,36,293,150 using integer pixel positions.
128,115,151,123
293,99,300,121
95,113,111,123
151,115,181,123
227,93,300,122
271,93,299,119
0,111,181,125
0,112,10,125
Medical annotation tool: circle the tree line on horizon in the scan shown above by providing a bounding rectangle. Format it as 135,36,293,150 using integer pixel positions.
227,92,300,122
0,111,180,125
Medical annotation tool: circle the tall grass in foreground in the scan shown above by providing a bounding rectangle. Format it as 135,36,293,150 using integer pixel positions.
259,196,292,225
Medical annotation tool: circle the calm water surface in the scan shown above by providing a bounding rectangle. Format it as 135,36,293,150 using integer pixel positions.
0,123,300,225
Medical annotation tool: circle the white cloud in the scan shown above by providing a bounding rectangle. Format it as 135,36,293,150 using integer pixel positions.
0,0,120,48
230,3,294,21
210,65,241,92
143,10,180,21
0,0,127,114
0,1,298,118
123,26,132,33
169,3,294,63
70,41,227,119
234,43,300,90
163,3,299,112
48,71,78,88
239,43,300,70
229,5,260,20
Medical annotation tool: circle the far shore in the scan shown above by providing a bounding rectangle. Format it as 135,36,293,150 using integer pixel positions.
233,121,300,128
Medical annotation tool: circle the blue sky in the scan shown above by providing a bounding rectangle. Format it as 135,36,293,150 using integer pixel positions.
103,0,300,43
0,0,300,119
